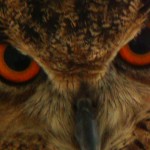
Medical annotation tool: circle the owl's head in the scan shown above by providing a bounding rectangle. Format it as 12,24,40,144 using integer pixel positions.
0,1,150,150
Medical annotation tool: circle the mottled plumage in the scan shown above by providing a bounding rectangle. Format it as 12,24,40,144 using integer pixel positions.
0,0,149,150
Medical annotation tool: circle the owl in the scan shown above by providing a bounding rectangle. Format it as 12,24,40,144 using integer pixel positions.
0,0,149,150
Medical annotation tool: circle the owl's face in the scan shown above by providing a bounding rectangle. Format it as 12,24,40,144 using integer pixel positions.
0,0,150,150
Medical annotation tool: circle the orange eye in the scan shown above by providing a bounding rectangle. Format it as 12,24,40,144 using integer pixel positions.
119,24,150,66
0,44,40,83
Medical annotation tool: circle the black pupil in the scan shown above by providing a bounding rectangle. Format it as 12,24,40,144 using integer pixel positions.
129,27,150,54
4,46,31,71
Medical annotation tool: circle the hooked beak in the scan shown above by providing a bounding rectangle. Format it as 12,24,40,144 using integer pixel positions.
75,98,99,150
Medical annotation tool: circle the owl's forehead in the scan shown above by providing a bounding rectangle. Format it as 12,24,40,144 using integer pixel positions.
0,0,140,43
0,0,143,53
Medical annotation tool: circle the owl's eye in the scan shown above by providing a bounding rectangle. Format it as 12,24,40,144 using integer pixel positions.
119,24,150,66
0,44,40,83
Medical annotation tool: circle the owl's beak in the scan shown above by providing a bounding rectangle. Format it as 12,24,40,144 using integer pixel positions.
75,98,99,150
